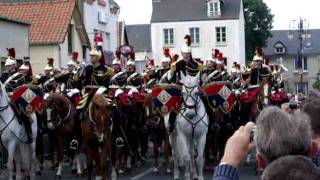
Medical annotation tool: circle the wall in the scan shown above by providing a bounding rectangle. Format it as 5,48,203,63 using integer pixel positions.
151,19,245,71
83,0,118,55
0,20,29,60
269,55,320,94
59,17,84,68
30,44,59,75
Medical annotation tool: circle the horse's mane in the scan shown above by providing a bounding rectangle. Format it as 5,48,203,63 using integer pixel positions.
92,94,112,107
46,93,69,109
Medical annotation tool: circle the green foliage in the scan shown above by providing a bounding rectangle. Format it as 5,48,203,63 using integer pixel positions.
313,80,320,90
243,0,274,62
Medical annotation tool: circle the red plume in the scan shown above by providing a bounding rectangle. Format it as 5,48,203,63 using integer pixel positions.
7,48,15,58
129,51,135,60
214,49,220,58
265,57,269,65
171,54,179,64
218,52,223,60
223,57,227,65
184,35,191,46
23,56,32,76
115,50,121,59
236,64,240,69
257,47,263,56
164,48,171,57
47,58,54,67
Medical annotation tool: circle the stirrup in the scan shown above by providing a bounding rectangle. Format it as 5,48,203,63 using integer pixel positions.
116,137,124,148
70,139,79,150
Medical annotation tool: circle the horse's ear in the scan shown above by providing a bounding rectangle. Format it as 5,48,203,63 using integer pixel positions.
180,71,186,84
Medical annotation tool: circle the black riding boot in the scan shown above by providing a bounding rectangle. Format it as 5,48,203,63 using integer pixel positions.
22,116,33,143
168,112,177,133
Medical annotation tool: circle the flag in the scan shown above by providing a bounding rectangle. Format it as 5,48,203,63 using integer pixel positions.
295,47,302,69
203,82,236,113
152,85,182,115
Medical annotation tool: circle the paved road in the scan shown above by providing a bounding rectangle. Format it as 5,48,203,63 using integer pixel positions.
0,156,259,180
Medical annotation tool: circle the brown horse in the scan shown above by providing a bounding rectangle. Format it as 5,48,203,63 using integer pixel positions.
81,94,113,180
144,93,172,174
45,93,82,178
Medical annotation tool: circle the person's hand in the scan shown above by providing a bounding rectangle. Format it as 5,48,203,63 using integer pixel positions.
220,122,255,168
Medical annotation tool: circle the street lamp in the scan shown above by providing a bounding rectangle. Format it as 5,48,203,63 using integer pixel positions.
289,18,310,94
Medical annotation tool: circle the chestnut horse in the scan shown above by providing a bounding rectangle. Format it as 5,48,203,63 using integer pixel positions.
144,93,172,174
45,93,82,178
81,94,113,180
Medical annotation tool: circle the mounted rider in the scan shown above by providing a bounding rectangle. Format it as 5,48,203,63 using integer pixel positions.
166,35,203,132
1,48,17,84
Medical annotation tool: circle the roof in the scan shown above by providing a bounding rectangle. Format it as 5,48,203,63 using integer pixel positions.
0,15,30,25
264,29,320,56
126,24,151,52
0,0,89,45
151,0,241,23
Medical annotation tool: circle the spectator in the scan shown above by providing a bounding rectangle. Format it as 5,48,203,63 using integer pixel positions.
213,106,314,180
302,97,320,166
255,106,313,169
261,155,320,180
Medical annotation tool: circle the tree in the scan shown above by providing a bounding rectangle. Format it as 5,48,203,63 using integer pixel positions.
243,0,274,62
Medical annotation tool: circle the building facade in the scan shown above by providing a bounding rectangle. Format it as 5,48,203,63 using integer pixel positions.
82,0,120,64
0,0,90,74
0,16,29,72
149,0,245,71
264,29,320,95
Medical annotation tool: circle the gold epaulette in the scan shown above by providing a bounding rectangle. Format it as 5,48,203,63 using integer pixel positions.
170,59,182,71
198,62,203,72
104,66,114,78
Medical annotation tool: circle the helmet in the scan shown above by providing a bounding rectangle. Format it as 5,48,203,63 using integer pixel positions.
181,35,192,53
127,60,135,66
112,58,121,65
5,57,16,66
89,48,102,58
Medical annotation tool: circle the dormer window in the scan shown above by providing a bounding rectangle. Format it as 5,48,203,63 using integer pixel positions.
207,0,221,17
274,41,286,54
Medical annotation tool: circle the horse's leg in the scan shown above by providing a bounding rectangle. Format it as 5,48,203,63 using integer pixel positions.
15,147,22,180
55,137,64,178
170,133,180,180
95,153,103,180
195,134,207,180
164,129,172,174
152,130,159,174
75,153,83,177
85,151,93,180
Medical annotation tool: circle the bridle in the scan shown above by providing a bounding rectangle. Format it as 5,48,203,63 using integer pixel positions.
181,84,200,109
47,99,72,127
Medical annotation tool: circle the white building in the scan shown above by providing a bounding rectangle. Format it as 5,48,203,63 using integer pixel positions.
148,0,245,71
0,16,29,72
82,0,120,64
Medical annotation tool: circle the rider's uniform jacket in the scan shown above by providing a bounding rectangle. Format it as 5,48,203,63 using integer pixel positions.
169,59,203,84
65,72,82,91
250,66,271,86
83,64,114,88
0,70,17,84
3,72,33,93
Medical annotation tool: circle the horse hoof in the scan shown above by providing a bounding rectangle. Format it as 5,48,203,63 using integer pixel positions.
136,162,142,167
76,173,83,177
166,169,172,174
152,168,159,174
118,169,125,175
72,169,77,174
55,175,62,179
36,171,42,176
126,167,131,172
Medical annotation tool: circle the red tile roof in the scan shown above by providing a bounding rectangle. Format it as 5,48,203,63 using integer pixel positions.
0,0,76,44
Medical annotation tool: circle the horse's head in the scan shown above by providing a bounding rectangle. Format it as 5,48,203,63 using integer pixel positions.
180,72,201,119
144,93,160,128
0,82,10,105
45,94,70,130
90,94,113,144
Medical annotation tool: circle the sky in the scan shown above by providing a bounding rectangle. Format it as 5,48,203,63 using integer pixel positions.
114,0,320,30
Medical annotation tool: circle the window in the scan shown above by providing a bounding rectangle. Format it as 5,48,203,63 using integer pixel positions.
208,1,221,16
295,82,308,95
163,28,174,46
189,27,200,44
68,25,73,54
275,47,285,54
216,27,226,44
294,56,308,71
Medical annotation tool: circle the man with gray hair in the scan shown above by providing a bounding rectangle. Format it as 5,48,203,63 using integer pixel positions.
213,106,315,179
261,155,320,180
255,106,313,169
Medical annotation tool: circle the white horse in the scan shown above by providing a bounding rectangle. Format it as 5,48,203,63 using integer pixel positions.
171,72,208,180
0,82,37,180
